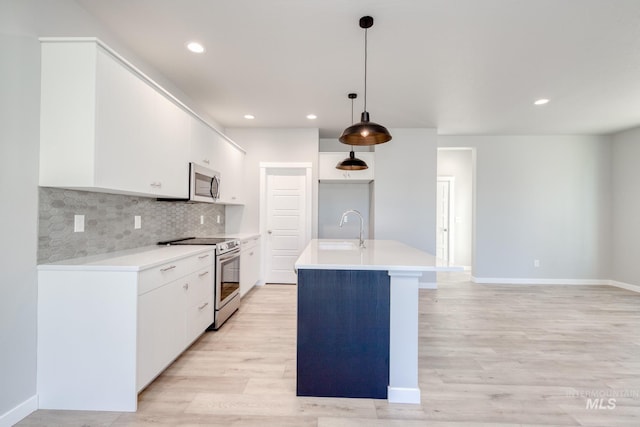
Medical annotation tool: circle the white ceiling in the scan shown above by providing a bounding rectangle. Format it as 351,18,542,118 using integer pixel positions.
75,0,640,138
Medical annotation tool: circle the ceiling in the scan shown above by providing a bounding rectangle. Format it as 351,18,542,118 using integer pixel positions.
75,0,640,138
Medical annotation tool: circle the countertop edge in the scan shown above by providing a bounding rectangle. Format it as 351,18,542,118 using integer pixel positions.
37,245,215,272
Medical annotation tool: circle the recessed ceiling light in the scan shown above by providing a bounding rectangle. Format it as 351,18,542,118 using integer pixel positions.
244,114,255,120
306,114,317,120
534,98,550,106
186,41,205,54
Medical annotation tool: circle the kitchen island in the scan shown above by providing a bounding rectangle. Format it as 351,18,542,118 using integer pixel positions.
294,239,461,404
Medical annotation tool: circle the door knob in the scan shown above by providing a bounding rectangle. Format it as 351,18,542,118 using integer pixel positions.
268,230,273,234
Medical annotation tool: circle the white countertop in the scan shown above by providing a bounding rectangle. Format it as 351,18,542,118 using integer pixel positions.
215,233,261,242
295,239,463,272
38,245,214,272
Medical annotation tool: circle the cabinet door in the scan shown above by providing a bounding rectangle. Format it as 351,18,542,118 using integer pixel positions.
95,48,188,198
319,152,375,182
149,92,190,197
95,48,152,194
218,141,245,204
137,279,187,391
185,267,214,343
189,117,216,168
240,237,261,297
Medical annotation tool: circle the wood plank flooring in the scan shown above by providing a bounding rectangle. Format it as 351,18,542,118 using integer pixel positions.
18,274,640,426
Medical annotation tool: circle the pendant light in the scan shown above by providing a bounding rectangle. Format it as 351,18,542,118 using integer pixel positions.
337,93,368,170
339,16,392,146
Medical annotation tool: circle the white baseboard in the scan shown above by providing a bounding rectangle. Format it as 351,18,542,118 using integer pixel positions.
0,394,37,427
609,280,640,293
471,276,610,286
387,386,421,404
419,282,437,289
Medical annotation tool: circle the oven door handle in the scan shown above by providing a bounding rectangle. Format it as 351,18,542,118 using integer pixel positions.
217,250,240,262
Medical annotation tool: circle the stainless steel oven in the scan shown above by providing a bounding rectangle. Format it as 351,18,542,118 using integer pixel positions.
157,237,240,329
213,240,241,329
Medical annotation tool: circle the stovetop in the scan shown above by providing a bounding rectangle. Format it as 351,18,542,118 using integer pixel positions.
158,237,240,254
158,237,228,245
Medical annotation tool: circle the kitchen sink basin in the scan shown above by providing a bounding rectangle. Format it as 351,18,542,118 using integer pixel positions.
318,241,358,251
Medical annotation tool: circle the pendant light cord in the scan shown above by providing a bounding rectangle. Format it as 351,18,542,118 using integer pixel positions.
363,27,368,112
350,94,355,151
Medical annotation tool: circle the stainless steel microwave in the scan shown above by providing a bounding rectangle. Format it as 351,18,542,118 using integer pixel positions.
189,162,220,203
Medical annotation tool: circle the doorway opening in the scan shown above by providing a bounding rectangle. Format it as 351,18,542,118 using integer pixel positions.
436,148,474,275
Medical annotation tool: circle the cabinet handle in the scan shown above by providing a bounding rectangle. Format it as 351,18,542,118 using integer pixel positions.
241,240,249,244
198,302,209,310
198,254,210,259
160,265,176,272
150,182,162,188
249,251,254,256
183,283,189,290
203,159,210,164
198,271,210,277
231,196,237,200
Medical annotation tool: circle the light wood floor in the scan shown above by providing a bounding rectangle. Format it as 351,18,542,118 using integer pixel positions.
18,274,640,426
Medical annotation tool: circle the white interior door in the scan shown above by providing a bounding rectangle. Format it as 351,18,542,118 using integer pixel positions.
265,168,309,284
436,179,451,264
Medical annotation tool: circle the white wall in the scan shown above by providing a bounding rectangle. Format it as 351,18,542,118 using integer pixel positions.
374,129,438,253
224,128,319,236
439,135,611,281
318,183,372,239
0,32,40,422
611,126,640,286
437,148,473,267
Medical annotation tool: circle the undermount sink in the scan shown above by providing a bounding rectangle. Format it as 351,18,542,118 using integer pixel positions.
318,241,358,251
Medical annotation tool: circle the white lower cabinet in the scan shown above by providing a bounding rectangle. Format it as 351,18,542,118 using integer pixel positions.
37,247,214,412
240,236,262,297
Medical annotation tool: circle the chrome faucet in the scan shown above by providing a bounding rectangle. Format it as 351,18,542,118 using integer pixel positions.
339,209,365,248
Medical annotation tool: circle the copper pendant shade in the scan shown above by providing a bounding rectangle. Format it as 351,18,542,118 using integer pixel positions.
339,16,391,146
337,150,369,170
337,93,368,170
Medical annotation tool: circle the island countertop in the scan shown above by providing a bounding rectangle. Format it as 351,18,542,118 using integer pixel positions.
294,239,461,272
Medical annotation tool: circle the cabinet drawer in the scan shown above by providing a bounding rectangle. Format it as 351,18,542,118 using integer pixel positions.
241,235,260,248
138,250,214,295
186,265,214,303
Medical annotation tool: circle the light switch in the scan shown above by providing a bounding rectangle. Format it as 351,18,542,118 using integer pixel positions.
216,215,221,224
200,215,204,225
134,215,142,229
74,215,85,233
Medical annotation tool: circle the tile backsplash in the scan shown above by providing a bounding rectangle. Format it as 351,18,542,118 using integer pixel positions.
38,188,226,263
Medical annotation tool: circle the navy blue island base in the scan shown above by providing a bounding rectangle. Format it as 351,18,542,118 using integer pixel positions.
296,269,390,399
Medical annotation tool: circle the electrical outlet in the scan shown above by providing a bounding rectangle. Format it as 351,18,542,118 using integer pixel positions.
74,215,84,233
200,215,204,225
134,215,141,229
534,259,540,268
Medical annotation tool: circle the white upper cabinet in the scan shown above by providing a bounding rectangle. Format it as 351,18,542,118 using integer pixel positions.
217,140,245,205
318,152,375,183
189,117,218,169
189,116,246,204
40,38,190,198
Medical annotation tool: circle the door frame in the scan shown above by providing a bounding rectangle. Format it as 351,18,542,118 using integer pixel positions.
259,162,313,283
436,176,455,265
